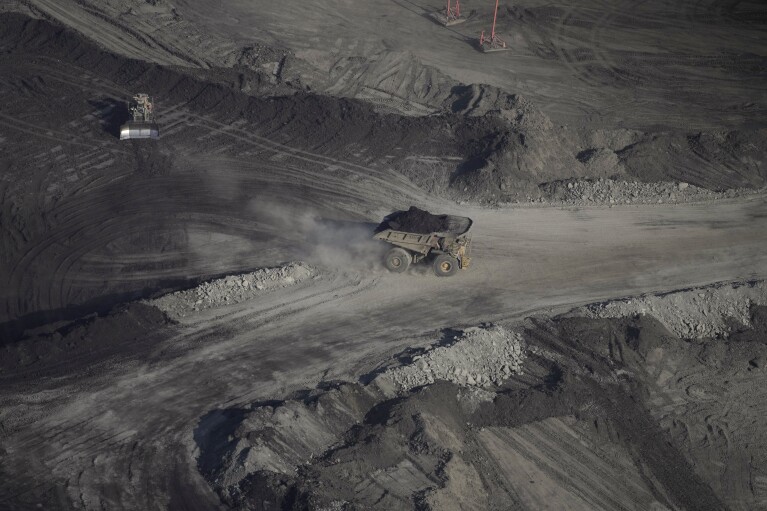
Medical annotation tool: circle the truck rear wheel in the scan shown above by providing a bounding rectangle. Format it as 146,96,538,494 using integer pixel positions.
385,248,411,273
433,254,459,277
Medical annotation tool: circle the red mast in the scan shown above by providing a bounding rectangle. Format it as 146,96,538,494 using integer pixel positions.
480,0,508,51
491,0,498,39
432,0,465,26
446,0,462,23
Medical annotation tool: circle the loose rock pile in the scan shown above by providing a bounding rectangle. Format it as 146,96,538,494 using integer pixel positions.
582,280,766,339
146,262,314,318
538,179,756,206
378,326,525,392
376,206,471,235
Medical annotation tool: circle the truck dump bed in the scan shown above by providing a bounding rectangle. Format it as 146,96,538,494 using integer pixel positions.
372,230,442,255
120,121,160,140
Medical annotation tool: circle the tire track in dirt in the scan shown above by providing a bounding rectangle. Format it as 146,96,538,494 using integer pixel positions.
187,109,429,197
526,0,767,129
3,197,767,508
1,28,436,206
0,271,371,509
4,191,166,318
0,428,139,506
0,115,116,151
24,0,193,67
548,3,601,88
11,53,428,199
2,140,391,323
522,3,614,123
0,49,436,324
188,122,427,202
641,333,767,509
0,267,364,402
6,34,436,204
478,419,659,510
545,0,652,125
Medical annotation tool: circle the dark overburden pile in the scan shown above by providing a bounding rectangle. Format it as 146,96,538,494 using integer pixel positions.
377,206,471,235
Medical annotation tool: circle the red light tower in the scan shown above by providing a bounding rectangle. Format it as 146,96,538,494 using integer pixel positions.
479,0,509,51
432,0,466,26
446,0,461,21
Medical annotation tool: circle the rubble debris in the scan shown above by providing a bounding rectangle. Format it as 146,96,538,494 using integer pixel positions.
581,280,767,339
146,262,314,318
376,326,525,393
537,178,761,206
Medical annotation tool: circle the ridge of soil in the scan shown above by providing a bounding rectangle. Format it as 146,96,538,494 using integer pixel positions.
196,303,767,510
1,12,764,209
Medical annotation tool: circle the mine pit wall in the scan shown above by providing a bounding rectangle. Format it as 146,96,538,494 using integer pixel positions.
194,281,767,511
0,6,765,511
1,12,764,208
0,12,483,187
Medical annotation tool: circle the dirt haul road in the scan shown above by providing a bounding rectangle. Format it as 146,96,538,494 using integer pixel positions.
1,191,767,509
1,20,761,332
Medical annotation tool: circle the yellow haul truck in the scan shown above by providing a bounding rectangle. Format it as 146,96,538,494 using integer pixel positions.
373,207,473,277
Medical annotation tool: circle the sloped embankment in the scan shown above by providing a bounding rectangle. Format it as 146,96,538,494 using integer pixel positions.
195,280,767,510
1,12,763,207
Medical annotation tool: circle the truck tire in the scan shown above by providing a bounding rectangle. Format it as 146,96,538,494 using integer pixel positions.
385,248,411,273
433,254,459,277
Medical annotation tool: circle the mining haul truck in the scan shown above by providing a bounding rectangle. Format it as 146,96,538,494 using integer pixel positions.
120,93,159,140
374,206,473,277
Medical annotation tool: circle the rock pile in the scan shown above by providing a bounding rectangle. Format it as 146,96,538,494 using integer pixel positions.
146,262,314,318
377,326,525,393
376,206,470,235
537,178,756,206
540,178,762,206
582,280,766,339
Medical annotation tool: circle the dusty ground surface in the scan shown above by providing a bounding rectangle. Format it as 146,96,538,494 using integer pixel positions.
0,1,766,510
198,299,767,511
12,0,767,130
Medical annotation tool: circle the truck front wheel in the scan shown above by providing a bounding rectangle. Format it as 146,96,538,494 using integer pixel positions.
385,248,411,273
433,254,459,277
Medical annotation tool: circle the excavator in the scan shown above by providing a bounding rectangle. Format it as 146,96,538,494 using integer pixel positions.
119,93,159,140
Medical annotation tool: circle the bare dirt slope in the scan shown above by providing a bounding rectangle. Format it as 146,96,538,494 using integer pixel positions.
3,278,766,510
8,1,767,197
16,0,767,130
196,299,767,511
